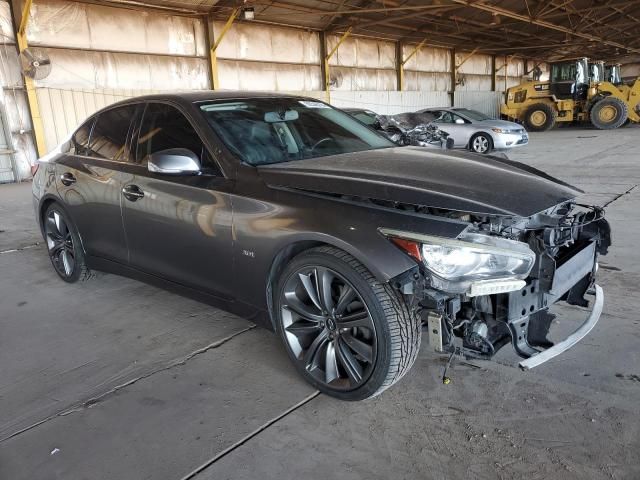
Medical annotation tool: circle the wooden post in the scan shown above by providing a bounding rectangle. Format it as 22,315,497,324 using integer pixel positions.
491,54,497,91
450,48,456,107
396,42,403,91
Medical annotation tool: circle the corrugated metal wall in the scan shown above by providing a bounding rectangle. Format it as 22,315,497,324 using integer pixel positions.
454,91,503,118
326,35,396,91
215,22,321,91
496,56,527,90
403,46,451,91
1,0,537,162
0,0,36,181
290,90,452,114
26,0,209,152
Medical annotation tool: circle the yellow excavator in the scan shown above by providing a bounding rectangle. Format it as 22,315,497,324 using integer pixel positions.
501,57,640,131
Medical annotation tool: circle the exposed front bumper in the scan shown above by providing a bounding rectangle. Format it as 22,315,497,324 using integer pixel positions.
519,284,603,369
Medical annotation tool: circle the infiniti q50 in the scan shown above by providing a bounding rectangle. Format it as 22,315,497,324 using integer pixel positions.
32,92,610,400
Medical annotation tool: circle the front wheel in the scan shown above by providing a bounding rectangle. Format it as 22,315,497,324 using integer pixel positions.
275,246,421,400
469,133,493,154
590,97,628,130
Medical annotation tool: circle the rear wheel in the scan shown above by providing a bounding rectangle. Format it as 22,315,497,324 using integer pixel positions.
43,203,89,282
469,133,493,154
275,246,421,400
590,97,628,129
523,103,557,131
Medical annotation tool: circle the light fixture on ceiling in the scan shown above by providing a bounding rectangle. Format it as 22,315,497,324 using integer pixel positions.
490,13,501,25
243,7,255,20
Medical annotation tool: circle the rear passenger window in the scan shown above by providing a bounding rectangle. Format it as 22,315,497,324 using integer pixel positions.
71,119,94,156
88,105,138,161
135,103,216,171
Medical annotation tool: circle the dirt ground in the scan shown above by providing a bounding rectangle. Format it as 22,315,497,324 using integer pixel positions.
1,125,639,480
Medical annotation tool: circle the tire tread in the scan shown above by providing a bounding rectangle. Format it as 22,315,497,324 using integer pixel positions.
311,246,421,397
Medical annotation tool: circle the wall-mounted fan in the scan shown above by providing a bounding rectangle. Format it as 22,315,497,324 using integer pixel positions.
329,70,343,88
20,47,52,80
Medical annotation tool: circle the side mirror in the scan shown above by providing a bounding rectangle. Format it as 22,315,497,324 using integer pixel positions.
148,148,201,175
455,118,465,124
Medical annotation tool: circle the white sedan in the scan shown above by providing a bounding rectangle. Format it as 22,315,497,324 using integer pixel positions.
417,107,529,154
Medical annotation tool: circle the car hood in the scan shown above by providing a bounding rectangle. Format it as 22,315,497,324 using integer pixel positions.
257,147,580,217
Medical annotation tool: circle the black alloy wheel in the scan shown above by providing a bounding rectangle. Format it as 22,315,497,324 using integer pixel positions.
44,204,87,282
280,265,377,391
276,246,421,400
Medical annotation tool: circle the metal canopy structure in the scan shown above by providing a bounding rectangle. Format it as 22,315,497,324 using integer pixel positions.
99,0,640,61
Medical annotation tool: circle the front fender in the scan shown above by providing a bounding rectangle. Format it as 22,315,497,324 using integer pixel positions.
231,191,469,313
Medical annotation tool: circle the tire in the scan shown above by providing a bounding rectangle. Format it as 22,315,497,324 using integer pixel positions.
275,246,421,401
590,97,628,130
469,133,493,154
43,203,91,283
523,103,557,131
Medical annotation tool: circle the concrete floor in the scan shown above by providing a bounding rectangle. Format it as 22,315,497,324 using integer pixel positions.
1,125,639,480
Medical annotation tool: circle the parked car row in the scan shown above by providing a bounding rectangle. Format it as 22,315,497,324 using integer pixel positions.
344,106,529,154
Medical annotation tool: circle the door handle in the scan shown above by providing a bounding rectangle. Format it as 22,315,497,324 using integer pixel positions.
60,172,76,186
122,185,145,202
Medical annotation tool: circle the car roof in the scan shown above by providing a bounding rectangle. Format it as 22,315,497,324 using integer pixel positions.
88,90,324,119
422,107,464,111
343,107,376,114
134,90,305,102
100,90,315,111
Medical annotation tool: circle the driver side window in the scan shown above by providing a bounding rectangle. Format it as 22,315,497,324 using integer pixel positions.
136,103,220,173
436,111,454,123
452,113,467,124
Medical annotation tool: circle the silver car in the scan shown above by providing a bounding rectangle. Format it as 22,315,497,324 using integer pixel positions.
417,107,529,154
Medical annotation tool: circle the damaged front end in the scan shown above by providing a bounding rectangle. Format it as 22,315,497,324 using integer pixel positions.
376,113,453,150
382,202,611,369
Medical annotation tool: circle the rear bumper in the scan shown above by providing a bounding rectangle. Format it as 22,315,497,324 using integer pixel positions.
519,284,603,369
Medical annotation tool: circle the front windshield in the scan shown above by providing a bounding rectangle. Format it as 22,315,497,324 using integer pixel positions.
351,111,378,126
454,109,491,121
198,98,394,166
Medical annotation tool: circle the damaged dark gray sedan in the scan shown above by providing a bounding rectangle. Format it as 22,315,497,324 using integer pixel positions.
32,92,611,401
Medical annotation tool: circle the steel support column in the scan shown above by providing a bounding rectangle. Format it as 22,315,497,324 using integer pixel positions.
209,7,240,90
15,0,46,158
398,38,426,91
324,27,352,103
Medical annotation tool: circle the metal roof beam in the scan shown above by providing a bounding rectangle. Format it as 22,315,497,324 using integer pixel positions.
450,0,640,54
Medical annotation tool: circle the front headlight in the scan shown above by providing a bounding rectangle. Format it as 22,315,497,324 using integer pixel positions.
382,229,535,295
422,232,534,281
491,127,512,134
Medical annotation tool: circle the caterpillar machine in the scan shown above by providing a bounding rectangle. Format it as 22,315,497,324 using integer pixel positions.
501,57,640,131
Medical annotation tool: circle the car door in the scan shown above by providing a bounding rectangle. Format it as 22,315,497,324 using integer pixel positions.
121,102,234,299
450,112,476,147
433,111,470,147
55,104,139,263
